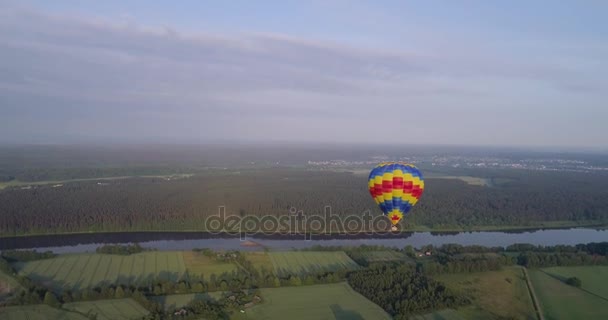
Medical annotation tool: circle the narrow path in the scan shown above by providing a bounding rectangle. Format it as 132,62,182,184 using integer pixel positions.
522,267,544,320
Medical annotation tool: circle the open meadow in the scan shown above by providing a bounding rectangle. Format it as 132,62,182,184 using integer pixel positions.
151,292,225,311
529,267,608,319
267,252,360,277
14,251,238,291
63,298,150,320
237,282,390,320
541,266,608,300
432,266,537,320
0,269,23,301
351,250,414,263
0,304,87,320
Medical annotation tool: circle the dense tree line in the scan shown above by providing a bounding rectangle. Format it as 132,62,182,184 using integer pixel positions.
1,250,56,262
506,242,608,255
516,252,608,268
418,254,514,275
348,263,470,318
96,243,148,255
2,168,607,235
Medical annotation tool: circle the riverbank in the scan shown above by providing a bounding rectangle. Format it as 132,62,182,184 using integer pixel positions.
1,220,606,239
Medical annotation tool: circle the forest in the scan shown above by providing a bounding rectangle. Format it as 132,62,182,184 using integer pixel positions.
1,166,607,235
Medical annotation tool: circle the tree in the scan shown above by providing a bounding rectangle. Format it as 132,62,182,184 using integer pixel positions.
115,286,125,299
566,277,582,287
193,281,205,293
43,291,60,307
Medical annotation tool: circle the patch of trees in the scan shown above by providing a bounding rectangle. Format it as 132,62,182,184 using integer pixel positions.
348,263,469,318
0,250,57,262
418,254,514,275
507,242,608,255
565,277,582,287
96,243,147,255
1,168,608,235
516,252,608,268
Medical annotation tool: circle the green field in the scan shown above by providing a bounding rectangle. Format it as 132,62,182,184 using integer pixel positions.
412,309,466,320
529,267,608,319
354,250,414,263
542,266,608,300
268,252,360,277
243,252,275,274
0,269,23,300
14,251,238,291
0,304,87,320
429,176,490,186
240,282,390,320
151,292,225,311
63,298,150,320
0,174,193,190
182,251,238,278
433,267,537,320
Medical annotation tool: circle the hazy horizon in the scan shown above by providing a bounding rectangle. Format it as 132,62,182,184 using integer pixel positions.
1,1,607,147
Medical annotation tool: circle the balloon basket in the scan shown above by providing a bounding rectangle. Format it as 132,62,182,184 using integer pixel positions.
391,226,398,232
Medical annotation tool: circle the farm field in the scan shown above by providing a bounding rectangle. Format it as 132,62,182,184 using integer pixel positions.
268,252,360,277
355,250,414,263
529,268,608,319
0,304,87,320
0,174,193,190
0,269,23,300
151,292,225,311
412,308,466,320
182,251,238,278
434,266,537,320
541,266,608,299
63,298,150,320
428,175,490,186
243,252,274,274
14,251,238,291
240,282,390,320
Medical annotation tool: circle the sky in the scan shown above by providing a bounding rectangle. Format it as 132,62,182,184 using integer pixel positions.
1,0,607,147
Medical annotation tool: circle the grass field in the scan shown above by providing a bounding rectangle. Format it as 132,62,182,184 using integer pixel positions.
354,250,414,263
243,252,275,273
182,251,238,278
268,252,360,277
432,176,489,186
238,282,390,320
412,309,466,320
0,304,87,320
14,251,238,291
542,266,608,300
0,174,193,190
151,292,225,311
433,266,537,320
63,298,150,320
0,269,23,300
529,267,608,319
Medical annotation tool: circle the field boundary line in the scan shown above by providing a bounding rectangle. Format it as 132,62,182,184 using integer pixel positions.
75,254,94,289
86,255,104,288
540,269,608,303
99,255,112,286
62,256,80,289
233,260,251,276
523,267,544,320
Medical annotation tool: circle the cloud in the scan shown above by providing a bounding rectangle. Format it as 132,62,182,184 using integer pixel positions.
0,4,606,146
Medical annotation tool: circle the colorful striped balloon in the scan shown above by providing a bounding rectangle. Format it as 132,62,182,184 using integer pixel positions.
368,162,425,226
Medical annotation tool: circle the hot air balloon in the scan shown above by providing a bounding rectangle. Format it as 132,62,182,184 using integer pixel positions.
368,162,424,231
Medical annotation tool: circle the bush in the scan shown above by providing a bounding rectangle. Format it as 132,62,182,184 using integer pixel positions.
565,277,582,287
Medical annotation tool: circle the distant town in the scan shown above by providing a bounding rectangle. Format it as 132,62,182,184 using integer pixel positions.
307,155,608,173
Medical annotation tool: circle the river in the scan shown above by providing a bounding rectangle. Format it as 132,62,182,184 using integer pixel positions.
0,228,606,254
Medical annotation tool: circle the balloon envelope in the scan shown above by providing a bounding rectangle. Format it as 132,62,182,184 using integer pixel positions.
368,162,424,225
